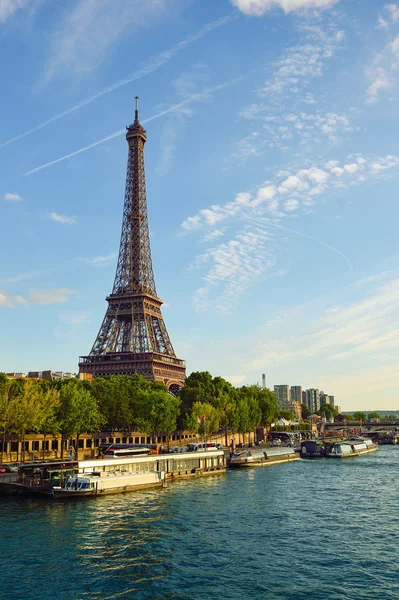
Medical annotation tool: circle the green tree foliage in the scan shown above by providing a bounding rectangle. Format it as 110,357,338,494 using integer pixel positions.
12,380,44,462
352,411,366,422
0,370,297,454
56,380,104,457
142,390,181,444
185,401,220,437
367,411,381,421
279,410,295,421
318,404,338,418
301,404,311,419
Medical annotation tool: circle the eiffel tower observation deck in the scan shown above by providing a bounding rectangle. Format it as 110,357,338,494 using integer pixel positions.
79,98,186,393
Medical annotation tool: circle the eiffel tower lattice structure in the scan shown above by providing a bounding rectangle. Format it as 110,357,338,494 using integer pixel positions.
79,98,186,392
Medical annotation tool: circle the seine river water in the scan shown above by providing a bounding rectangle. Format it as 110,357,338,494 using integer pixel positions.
1,446,398,600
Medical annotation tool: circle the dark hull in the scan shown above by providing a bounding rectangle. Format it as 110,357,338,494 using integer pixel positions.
300,454,324,459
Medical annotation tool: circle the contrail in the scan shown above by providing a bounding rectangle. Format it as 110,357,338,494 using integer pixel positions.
266,221,354,272
22,79,241,177
0,14,234,149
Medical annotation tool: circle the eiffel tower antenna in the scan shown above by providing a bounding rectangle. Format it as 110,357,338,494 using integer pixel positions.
79,98,186,393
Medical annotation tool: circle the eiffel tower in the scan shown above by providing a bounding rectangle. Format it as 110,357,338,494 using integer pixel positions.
79,98,186,393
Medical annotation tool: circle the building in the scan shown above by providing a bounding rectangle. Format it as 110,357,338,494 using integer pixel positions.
6,373,26,378
27,371,76,381
274,385,302,421
291,386,303,404
305,388,320,413
320,392,331,407
274,385,291,407
78,99,185,393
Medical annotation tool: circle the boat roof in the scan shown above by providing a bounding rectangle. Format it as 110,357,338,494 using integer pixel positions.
79,448,224,469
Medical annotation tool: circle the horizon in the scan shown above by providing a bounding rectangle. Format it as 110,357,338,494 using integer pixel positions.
0,0,398,411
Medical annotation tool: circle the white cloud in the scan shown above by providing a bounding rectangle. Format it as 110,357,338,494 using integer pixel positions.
4,192,23,201
376,16,389,29
79,252,117,267
182,153,399,233
49,212,77,225
1,14,234,149
0,287,76,308
203,229,227,242
284,199,299,211
0,291,13,308
235,109,353,160
365,31,399,101
386,3,399,23
181,153,399,308
261,26,344,97
231,0,339,16
0,0,29,23
243,273,399,374
43,0,172,81
27,288,76,305
58,311,91,326
193,227,276,312
366,67,391,101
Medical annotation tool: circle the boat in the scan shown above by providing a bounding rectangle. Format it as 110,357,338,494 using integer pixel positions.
300,440,325,459
325,438,378,458
229,447,299,468
52,469,165,498
4,446,226,499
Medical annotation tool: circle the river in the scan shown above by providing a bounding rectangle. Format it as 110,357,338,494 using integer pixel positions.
1,446,398,599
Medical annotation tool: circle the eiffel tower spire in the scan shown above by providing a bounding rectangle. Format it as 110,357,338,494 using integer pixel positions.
79,100,186,392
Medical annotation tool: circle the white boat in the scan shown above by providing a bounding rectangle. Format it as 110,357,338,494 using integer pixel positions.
52,470,164,498
325,438,378,458
229,447,299,468
51,448,225,499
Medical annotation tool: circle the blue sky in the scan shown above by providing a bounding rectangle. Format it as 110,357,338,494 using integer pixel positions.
0,0,398,410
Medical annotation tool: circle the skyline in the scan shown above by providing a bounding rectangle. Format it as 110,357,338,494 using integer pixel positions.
0,0,398,410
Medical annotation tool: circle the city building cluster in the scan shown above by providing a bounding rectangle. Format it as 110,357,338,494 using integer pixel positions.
273,385,340,421
6,371,76,381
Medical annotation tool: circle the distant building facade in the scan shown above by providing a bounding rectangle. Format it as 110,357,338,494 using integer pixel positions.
320,392,331,407
274,385,302,421
291,386,303,404
27,371,76,381
305,388,320,413
274,385,291,407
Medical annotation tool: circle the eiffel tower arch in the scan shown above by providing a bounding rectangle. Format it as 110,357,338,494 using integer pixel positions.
79,98,186,391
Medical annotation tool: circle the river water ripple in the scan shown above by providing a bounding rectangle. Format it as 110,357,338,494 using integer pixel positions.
1,446,398,600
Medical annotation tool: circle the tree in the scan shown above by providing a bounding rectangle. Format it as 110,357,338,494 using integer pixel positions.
12,380,43,462
235,387,263,442
367,412,381,421
319,404,338,419
0,376,19,463
353,411,366,423
185,401,220,439
56,380,104,458
143,391,181,446
36,383,60,460
90,375,134,431
279,410,295,421
301,404,311,419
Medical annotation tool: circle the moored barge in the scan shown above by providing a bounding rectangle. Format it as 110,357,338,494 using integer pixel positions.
0,446,226,498
325,438,378,459
229,447,299,468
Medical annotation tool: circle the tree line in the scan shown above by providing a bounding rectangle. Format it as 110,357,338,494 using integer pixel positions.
0,371,286,461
